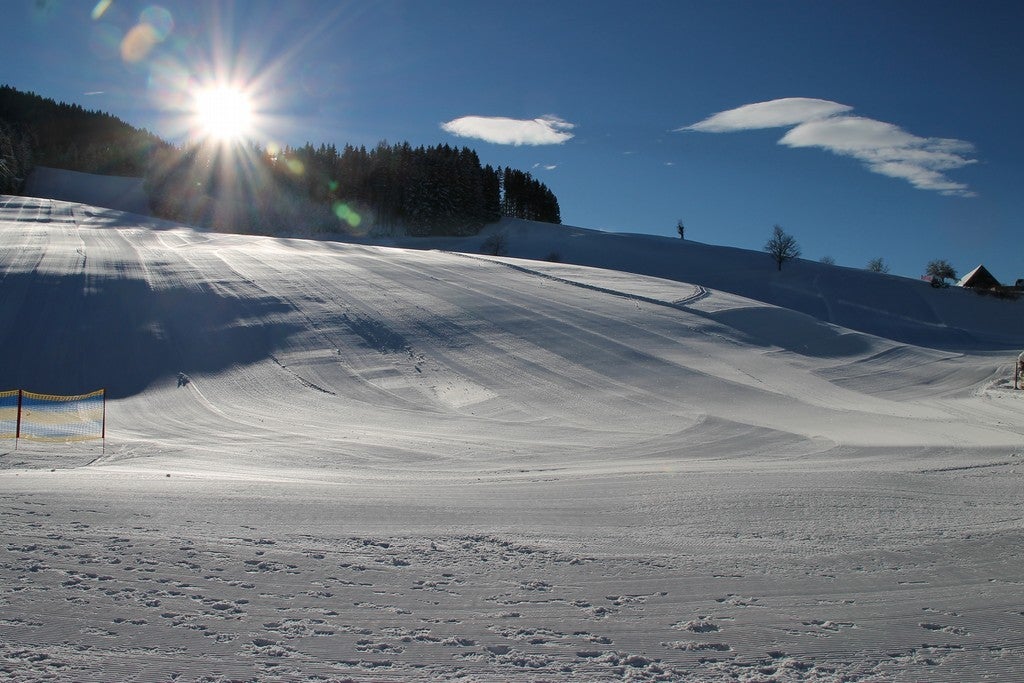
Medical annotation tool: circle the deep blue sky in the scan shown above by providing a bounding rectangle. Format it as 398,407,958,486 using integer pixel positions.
5,0,1023,281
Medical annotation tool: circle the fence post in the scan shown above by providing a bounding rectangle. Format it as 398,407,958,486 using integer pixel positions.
15,389,22,450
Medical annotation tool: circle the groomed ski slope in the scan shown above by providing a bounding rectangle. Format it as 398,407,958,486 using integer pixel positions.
1,194,1023,681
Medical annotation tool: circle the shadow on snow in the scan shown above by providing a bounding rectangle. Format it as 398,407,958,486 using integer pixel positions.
0,272,300,399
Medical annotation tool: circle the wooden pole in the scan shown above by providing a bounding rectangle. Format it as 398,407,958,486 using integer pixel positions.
14,389,22,450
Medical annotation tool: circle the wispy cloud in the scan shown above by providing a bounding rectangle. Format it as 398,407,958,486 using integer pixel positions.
682,98,976,196
442,115,575,146
681,97,852,133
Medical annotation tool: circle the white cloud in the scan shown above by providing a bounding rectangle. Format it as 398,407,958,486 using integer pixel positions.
681,98,852,133
779,117,976,196
682,98,976,196
441,115,575,146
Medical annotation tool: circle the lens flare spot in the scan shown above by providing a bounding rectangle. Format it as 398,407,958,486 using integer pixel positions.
332,202,362,228
285,158,304,175
120,6,173,63
91,0,113,20
121,23,159,62
140,5,174,41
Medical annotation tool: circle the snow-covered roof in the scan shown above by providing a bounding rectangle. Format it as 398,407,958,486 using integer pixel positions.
956,264,999,288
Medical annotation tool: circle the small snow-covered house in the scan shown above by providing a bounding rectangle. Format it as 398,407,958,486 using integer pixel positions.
956,264,1001,290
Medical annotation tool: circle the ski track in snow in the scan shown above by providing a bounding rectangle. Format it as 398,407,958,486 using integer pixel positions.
1,195,1024,681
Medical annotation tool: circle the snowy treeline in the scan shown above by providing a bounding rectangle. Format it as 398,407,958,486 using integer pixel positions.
0,119,31,195
0,85,165,193
147,140,560,236
0,85,561,237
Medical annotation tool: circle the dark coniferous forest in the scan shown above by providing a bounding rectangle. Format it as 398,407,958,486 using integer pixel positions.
0,85,560,236
0,85,169,194
147,140,561,236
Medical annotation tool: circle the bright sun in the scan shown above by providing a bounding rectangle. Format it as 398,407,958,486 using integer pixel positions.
192,86,253,141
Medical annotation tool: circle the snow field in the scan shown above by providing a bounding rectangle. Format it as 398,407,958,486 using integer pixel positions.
1,195,1023,681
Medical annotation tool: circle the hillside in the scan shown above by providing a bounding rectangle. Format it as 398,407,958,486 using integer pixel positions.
22,166,151,216
1,193,1023,681
23,167,1024,351
0,85,165,188
397,218,1024,350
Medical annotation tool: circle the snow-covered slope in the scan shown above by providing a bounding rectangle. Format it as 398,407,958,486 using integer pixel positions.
401,218,1024,349
2,194,1023,681
23,166,151,217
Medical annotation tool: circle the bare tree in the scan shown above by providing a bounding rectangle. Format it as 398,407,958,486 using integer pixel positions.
764,225,801,271
866,257,890,273
925,259,957,285
676,220,685,239
480,232,508,256
820,255,836,265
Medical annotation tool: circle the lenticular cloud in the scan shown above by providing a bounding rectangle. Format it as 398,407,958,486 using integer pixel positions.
683,98,976,196
442,115,575,146
681,97,852,133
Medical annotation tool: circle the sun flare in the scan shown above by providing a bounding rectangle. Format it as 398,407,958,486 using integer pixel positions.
192,86,253,141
